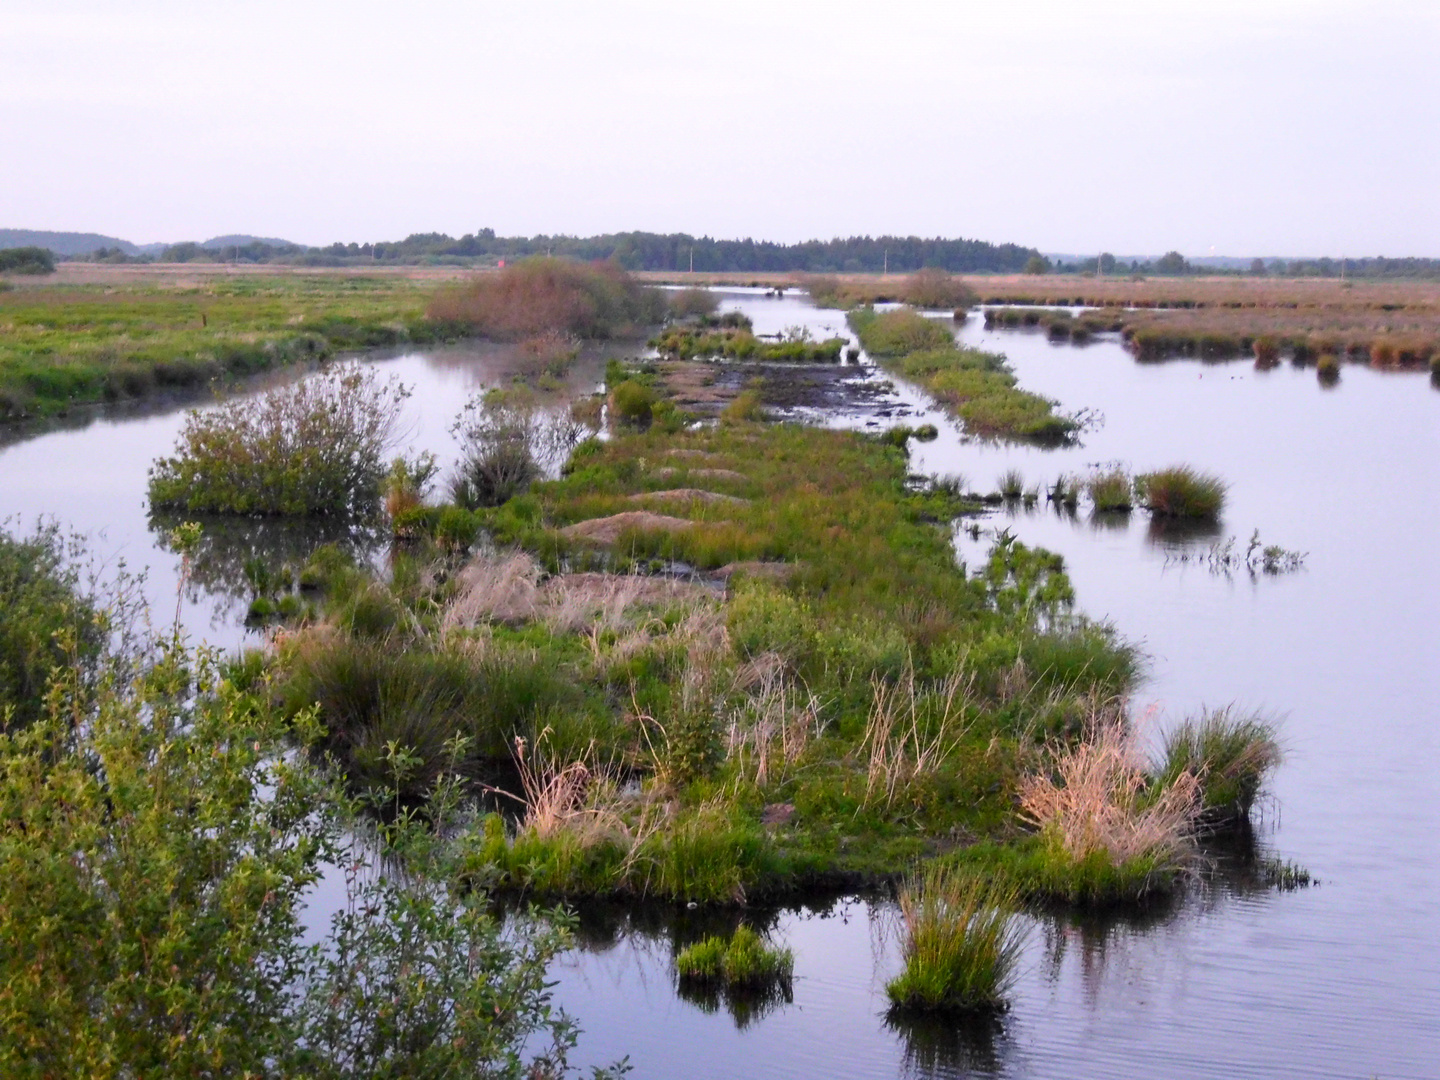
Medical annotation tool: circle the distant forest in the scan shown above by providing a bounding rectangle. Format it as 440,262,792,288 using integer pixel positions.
151,231,1044,274
8,226,1440,279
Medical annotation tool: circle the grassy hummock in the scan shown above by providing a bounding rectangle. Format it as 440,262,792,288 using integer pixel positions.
848,308,1077,443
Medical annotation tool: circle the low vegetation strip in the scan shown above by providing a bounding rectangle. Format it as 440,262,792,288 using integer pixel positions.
0,275,453,420
847,308,1078,443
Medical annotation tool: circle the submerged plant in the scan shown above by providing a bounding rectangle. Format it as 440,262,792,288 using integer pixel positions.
886,865,1026,1013
1133,466,1227,520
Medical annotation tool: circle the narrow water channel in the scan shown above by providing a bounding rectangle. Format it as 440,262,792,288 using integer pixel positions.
1,290,1436,1078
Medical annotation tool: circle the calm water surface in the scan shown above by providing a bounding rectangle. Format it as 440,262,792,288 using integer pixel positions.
1,290,1436,1078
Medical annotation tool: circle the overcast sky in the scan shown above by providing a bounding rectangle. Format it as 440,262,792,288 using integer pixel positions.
3,0,1437,255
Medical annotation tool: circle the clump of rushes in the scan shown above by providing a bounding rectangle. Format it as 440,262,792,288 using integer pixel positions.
1156,708,1281,827
1252,336,1280,366
886,865,1026,1014
1316,353,1341,384
1086,468,1133,512
148,363,409,517
997,469,1024,500
676,925,793,991
1133,466,1226,520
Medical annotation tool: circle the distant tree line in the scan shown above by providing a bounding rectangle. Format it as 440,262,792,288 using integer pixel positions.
60,230,1041,273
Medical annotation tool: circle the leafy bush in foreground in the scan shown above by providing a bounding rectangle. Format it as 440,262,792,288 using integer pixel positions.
148,363,409,516
0,641,609,1078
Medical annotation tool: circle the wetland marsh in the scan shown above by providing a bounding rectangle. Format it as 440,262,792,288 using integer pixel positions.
2,275,1437,1078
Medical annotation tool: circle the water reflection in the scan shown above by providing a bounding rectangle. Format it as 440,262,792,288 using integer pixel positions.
884,1010,1007,1079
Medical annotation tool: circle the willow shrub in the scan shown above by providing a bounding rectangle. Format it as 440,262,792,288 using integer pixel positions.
148,363,409,517
0,640,610,1079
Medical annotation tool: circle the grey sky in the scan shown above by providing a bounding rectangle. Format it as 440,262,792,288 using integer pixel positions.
3,0,1437,255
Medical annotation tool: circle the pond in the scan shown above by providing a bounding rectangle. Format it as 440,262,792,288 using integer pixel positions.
1,289,1436,1078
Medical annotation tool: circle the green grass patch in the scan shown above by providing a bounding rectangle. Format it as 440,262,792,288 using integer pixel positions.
849,308,1077,443
676,924,794,990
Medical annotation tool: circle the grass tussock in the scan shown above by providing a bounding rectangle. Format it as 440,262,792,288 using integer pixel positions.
1157,708,1281,825
1134,466,1227,520
1085,468,1133,512
675,925,793,990
427,257,666,340
886,865,1026,1013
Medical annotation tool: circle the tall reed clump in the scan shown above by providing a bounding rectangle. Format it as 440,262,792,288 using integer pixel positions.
1133,466,1226,520
676,925,793,991
427,256,666,339
886,864,1026,1013
148,363,410,516
1086,468,1133,512
1156,708,1281,826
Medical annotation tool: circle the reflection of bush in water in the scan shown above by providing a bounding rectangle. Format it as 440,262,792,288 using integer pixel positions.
885,1009,1006,1079
150,511,384,613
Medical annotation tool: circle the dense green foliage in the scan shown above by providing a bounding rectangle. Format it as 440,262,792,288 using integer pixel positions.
0,246,56,274
849,308,1078,443
0,525,101,729
148,364,409,516
0,639,601,1078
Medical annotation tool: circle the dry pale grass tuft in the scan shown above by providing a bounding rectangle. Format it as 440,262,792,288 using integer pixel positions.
725,660,825,786
442,551,543,631
1019,711,1199,865
860,667,974,808
443,552,715,635
559,510,697,545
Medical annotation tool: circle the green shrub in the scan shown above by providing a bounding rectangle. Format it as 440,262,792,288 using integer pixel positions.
0,246,55,274
0,644,597,1079
0,525,102,729
886,864,1026,1013
610,379,656,426
1134,466,1227,519
148,363,409,516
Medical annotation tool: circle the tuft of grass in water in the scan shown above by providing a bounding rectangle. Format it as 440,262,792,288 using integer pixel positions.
1156,708,1281,826
997,470,1024,500
1134,466,1227,520
885,864,1027,1013
1085,468,1133,512
676,925,793,990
